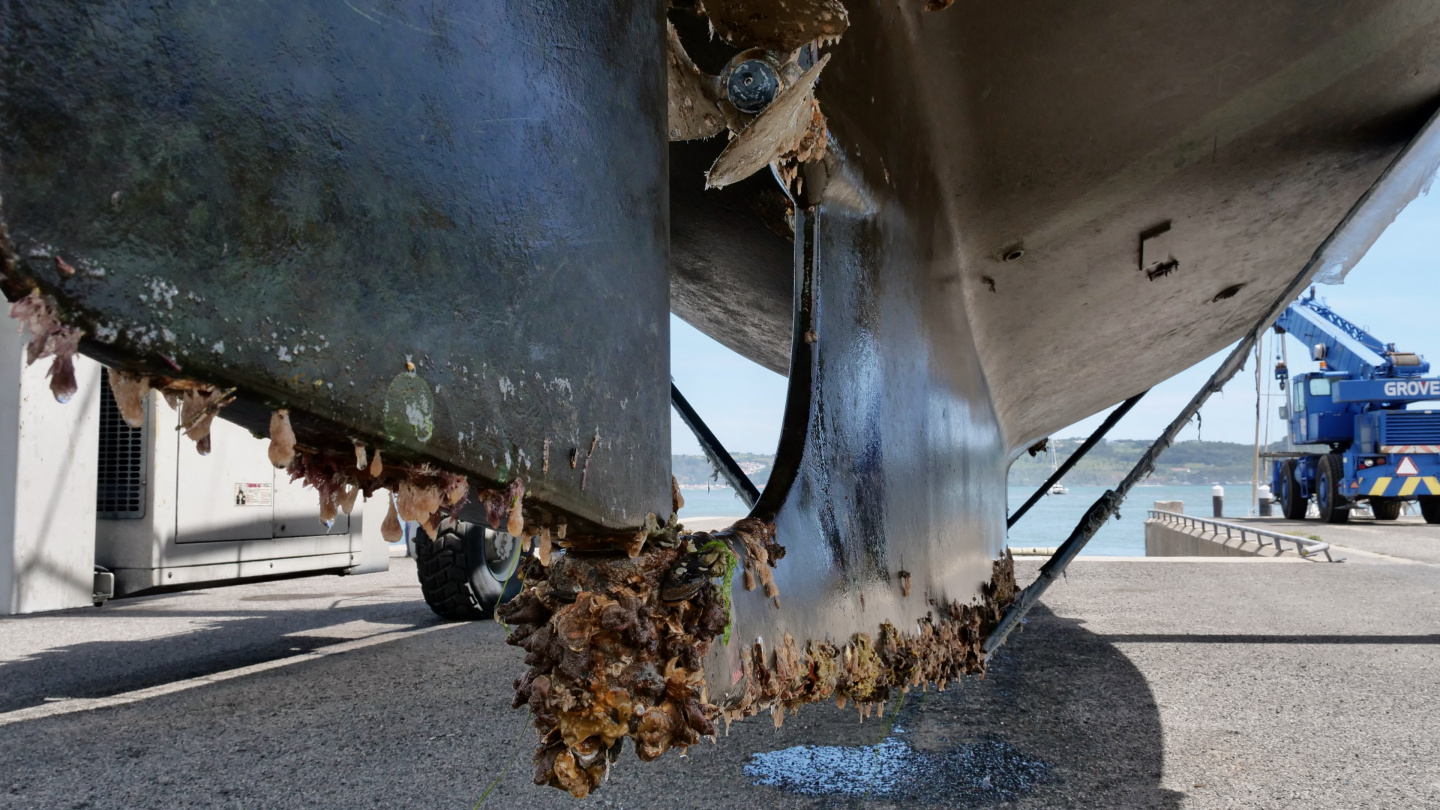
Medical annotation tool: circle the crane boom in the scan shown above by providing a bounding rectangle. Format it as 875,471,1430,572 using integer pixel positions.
1274,288,1430,381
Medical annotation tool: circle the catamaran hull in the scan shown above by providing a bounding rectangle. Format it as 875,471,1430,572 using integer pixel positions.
4,0,1440,797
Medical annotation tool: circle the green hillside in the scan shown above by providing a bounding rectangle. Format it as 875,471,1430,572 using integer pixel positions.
1009,439,1297,487
675,439,1292,491
673,453,774,487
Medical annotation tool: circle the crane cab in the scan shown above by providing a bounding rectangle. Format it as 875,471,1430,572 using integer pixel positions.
1286,372,1354,447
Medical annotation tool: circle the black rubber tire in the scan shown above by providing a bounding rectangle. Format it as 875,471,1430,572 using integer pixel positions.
1370,498,1403,521
1279,460,1308,520
1421,496,1440,525
415,519,523,621
1316,455,1350,524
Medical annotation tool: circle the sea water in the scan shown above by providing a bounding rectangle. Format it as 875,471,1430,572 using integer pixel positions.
675,486,753,519
1006,484,1253,556
677,483,1246,557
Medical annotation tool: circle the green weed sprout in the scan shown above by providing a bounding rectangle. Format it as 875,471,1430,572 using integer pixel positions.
700,539,739,646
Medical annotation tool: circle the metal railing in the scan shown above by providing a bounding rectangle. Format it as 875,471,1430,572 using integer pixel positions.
1146,510,1344,562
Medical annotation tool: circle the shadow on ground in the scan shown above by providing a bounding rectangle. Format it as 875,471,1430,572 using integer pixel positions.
1,598,1180,809
644,603,1184,810
0,588,437,713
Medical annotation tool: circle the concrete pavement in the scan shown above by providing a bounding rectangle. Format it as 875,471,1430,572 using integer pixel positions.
1230,513,1440,565
2,538,1438,809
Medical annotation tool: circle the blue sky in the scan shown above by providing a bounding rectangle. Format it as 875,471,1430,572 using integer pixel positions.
671,180,1440,455
670,317,789,455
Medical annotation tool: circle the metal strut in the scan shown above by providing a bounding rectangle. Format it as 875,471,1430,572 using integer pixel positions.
1007,391,1148,529
986,319,1284,654
670,382,761,509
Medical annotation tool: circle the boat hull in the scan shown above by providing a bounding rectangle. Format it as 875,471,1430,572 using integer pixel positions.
673,0,1440,451
0,0,673,530
4,0,1440,796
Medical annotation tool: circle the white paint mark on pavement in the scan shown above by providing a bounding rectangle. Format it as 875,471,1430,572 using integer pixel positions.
0,622,459,729
283,619,413,640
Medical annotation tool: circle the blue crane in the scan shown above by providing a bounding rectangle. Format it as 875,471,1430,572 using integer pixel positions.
1271,289,1440,523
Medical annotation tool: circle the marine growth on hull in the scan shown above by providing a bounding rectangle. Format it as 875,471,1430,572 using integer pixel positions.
500,518,1017,798
0,0,1029,798
0,278,1022,798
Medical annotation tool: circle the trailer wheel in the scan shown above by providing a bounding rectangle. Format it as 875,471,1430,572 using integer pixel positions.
1315,455,1349,524
1420,497,1440,525
414,519,523,621
1369,498,1402,521
1279,460,1307,520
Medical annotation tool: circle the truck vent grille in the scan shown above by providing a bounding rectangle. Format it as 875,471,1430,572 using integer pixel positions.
97,369,146,519
1381,411,1440,446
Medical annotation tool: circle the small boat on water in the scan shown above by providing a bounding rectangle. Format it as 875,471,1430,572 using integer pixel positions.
1049,444,1069,495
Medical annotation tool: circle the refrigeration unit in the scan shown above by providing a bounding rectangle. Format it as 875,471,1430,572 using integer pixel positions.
0,326,387,616
95,369,388,598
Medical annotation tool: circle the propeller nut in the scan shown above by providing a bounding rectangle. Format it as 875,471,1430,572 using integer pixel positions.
725,60,780,115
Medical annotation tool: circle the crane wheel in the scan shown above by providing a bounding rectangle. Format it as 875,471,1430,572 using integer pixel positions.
414,519,523,621
1279,460,1307,520
1369,498,1402,521
1316,455,1349,524
1420,497,1440,525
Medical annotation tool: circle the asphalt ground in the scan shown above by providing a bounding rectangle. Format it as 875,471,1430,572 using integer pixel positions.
2,536,1438,809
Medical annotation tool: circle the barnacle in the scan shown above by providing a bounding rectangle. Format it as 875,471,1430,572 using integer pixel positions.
177,391,211,440
723,518,783,603
175,386,234,454
727,553,1016,727
338,484,359,515
671,476,685,514
499,528,728,798
276,438,494,541
8,289,85,403
318,495,339,528
443,473,469,507
396,477,442,522
380,494,402,543
268,409,296,468
624,513,661,559
506,478,526,536
397,477,444,538
44,328,82,404
0,283,508,545
107,370,150,428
